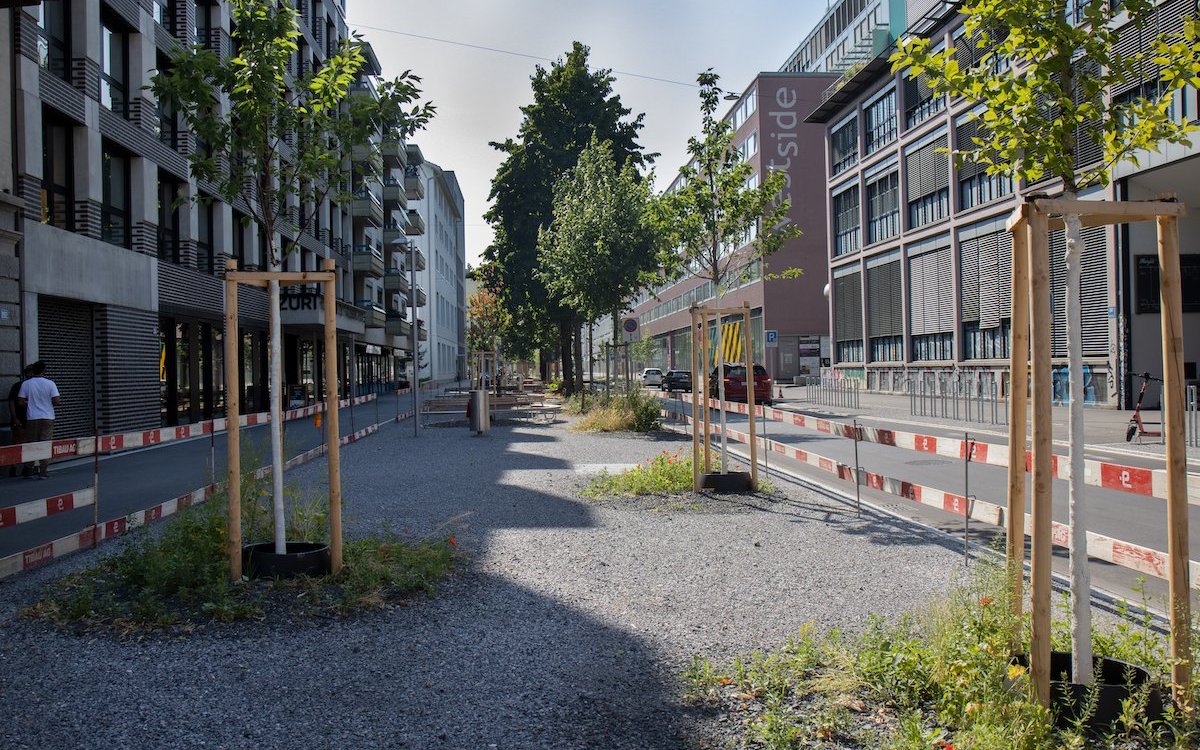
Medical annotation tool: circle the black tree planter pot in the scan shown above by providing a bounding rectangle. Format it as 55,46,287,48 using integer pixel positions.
242,542,332,579
1008,651,1167,733
700,471,754,493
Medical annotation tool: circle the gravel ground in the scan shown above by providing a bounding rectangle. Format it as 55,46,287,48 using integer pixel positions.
0,415,968,750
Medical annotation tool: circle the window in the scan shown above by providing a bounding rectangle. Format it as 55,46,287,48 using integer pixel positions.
830,117,858,175
956,117,1011,209
158,174,182,262
101,143,131,248
730,88,757,130
908,240,954,359
198,200,216,272
737,131,758,161
155,54,179,148
959,229,1013,359
866,256,902,361
832,186,860,257
152,0,169,27
101,20,130,118
41,115,73,230
864,90,897,154
833,269,863,362
904,67,944,128
905,135,950,228
232,210,246,263
35,0,69,81
865,171,899,244
962,321,1010,360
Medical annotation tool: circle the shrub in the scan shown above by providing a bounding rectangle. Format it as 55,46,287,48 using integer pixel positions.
573,390,662,432
586,449,693,497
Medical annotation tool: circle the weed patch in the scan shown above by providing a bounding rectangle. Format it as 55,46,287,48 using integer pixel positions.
571,391,662,432
685,562,1200,749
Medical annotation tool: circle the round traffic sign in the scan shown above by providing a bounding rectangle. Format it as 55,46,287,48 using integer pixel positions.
622,318,638,334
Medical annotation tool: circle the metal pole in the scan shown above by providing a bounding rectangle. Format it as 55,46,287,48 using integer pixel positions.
852,419,862,516
410,243,419,436
964,432,973,566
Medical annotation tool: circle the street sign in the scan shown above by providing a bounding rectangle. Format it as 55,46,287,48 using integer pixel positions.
765,329,778,347
622,318,638,334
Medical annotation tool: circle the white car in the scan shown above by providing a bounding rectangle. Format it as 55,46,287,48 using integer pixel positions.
641,368,663,387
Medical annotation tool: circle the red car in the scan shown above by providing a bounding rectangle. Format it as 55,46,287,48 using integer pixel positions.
709,363,772,405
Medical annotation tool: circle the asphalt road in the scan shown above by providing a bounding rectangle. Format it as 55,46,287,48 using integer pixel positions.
662,392,1200,609
0,393,409,559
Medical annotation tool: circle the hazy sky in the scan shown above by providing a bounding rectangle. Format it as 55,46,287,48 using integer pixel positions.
348,1,830,267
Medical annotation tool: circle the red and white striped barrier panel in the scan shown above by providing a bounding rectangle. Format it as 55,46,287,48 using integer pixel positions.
0,414,396,579
659,391,1200,506
0,394,381,468
665,406,1200,588
0,487,96,529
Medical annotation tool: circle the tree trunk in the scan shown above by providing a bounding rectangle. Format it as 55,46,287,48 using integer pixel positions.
558,317,575,396
573,315,584,396
267,272,286,555
1065,203,1093,685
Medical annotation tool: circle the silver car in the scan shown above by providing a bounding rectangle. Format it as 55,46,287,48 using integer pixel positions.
641,368,663,387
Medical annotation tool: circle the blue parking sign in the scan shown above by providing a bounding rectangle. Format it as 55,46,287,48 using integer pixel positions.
765,329,778,346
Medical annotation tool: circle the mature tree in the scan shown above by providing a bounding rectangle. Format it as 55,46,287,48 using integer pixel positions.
892,0,1199,685
485,42,652,396
537,136,667,392
153,0,433,555
656,70,801,474
466,286,508,358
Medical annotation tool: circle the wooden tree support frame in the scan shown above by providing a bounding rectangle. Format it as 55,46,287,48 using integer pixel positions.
1007,197,1190,707
223,258,343,580
689,304,759,491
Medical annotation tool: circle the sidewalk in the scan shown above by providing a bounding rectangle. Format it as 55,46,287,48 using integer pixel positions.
0,414,967,749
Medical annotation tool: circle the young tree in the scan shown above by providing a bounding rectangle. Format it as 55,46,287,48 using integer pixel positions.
536,136,667,391
467,286,508,358
485,42,653,397
656,70,801,474
153,0,433,555
891,0,1199,684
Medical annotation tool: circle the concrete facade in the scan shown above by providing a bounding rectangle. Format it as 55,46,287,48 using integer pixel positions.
409,160,465,385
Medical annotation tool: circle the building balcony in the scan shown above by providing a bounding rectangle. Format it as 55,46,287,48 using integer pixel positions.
404,168,425,200
351,188,383,226
279,287,366,335
409,246,426,272
413,286,427,307
382,178,408,209
385,310,411,338
349,79,378,100
382,219,408,246
383,268,410,293
356,300,386,328
406,143,424,166
405,209,425,236
382,138,407,168
352,242,385,276
416,320,428,341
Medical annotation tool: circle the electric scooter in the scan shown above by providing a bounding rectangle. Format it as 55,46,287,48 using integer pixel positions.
1126,372,1163,442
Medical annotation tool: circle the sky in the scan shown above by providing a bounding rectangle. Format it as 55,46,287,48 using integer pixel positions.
348,0,831,268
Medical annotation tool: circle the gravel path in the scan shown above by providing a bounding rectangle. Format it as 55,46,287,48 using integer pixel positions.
1,416,967,749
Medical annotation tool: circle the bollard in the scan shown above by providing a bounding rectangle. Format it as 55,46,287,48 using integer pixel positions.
469,389,490,435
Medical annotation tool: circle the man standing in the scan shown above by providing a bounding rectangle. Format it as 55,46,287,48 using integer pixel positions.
17,361,61,479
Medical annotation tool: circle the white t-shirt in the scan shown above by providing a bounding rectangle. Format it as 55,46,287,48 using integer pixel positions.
18,377,60,421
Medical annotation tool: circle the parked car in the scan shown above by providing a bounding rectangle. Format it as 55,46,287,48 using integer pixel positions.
709,363,772,404
641,368,664,387
660,369,693,393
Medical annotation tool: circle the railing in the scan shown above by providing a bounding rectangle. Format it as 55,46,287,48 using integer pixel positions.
907,372,1008,426
803,376,861,409
352,241,382,260
1188,385,1199,448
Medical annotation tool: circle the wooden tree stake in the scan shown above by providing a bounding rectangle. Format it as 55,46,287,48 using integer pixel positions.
1157,215,1192,702
742,304,758,489
1007,217,1031,629
691,309,701,492
323,259,343,574
1028,207,1053,708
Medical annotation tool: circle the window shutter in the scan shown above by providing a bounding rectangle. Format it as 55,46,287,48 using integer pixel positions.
998,230,1013,324
1081,225,1108,356
909,253,928,336
834,270,863,342
955,118,982,181
906,136,949,199
979,232,1002,329
928,136,949,193
960,236,980,323
909,245,953,336
934,246,954,333
868,259,902,339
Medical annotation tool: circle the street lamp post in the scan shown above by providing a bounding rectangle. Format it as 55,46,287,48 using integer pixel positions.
393,235,418,437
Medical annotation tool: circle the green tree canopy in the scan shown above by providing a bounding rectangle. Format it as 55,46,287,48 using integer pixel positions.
536,136,667,325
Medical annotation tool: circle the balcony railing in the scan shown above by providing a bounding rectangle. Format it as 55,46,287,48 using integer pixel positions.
404,168,425,201
404,209,425,236
384,269,409,293
352,242,384,276
356,300,386,327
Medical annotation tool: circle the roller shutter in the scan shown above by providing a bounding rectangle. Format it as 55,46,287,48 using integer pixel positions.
833,269,863,343
905,135,949,200
960,236,980,323
36,296,95,438
867,255,902,339
1048,225,1108,357
909,241,954,335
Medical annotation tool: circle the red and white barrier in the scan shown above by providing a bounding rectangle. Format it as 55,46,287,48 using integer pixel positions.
658,392,1200,506
665,406,1200,588
0,394,380,468
0,412,399,580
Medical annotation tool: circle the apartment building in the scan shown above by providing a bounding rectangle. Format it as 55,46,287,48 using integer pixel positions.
1,0,439,438
623,72,835,382
806,0,1200,407
408,159,465,385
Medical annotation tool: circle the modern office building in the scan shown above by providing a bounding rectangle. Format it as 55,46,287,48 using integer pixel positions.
805,0,1200,407
1,0,439,438
624,71,836,382
408,159,466,385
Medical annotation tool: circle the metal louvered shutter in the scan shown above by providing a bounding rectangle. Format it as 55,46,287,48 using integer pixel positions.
36,296,95,438
1113,0,1192,94
1073,61,1104,168
979,232,1002,329
1048,225,1109,357
955,118,982,181
998,230,1013,324
960,236,981,323
909,245,954,335
906,136,950,199
868,260,902,338
834,271,863,342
